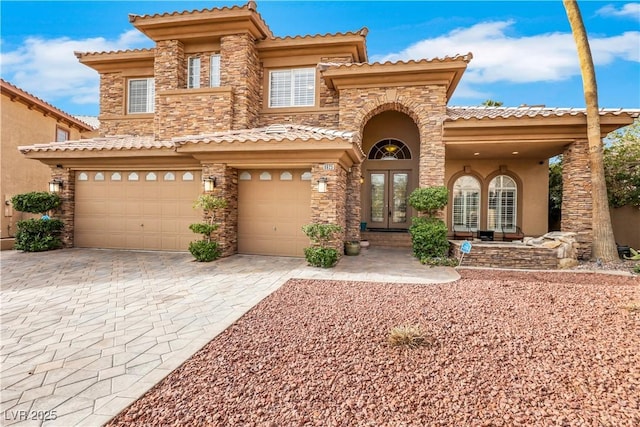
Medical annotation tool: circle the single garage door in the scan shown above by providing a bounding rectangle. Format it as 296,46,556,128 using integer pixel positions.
75,170,201,251
238,169,311,257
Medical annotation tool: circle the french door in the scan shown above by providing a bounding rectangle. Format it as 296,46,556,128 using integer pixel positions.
368,170,411,229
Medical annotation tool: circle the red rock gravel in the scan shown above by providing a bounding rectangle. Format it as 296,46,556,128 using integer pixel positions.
108,270,639,426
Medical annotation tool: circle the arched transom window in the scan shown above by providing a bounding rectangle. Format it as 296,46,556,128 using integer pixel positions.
452,176,481,231
488,175,517,232
367,139,411,160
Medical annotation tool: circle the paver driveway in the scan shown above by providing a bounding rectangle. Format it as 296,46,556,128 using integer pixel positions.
1,248,457,426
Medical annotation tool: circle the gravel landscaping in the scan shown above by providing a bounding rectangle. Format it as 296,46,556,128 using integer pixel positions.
108,270,639,426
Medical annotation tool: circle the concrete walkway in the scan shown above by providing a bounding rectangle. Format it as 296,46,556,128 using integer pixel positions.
1,248,458,426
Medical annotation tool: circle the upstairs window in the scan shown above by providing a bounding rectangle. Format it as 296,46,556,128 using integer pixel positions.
187,57,201,89
127,78,155,114
56,126,70,142
210,54,221,87
269,68,315,108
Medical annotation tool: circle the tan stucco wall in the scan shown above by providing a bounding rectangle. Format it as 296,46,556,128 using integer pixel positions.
445,159,550,237
1,95,85,239
611,205,640,249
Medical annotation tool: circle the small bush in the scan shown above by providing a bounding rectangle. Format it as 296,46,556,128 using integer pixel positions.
188,240,221,262
409,217,449,259
633,264,640,274
408,186,448,216
388,324,433,349
188,223,219,236
302,223,342,246
303,247,339,268
14,218,64,252
421,256,459,267
11,192,61,214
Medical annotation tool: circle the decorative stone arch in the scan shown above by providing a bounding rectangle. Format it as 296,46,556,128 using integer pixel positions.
352,99,424,139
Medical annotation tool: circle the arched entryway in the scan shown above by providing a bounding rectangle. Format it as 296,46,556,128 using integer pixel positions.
361,110,420,230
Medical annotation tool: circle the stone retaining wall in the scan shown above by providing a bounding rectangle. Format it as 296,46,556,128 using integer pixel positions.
451,241,559,269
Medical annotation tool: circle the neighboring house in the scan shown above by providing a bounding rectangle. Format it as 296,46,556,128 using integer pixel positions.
18,2,639,258
1,79,97,250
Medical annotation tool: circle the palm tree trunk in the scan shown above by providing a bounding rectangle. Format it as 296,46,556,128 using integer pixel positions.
563,0,618,261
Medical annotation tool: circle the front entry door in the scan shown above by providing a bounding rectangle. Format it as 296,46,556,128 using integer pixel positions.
368,170,410,229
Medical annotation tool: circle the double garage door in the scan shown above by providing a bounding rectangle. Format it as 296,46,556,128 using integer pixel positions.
75,170,202,251
75,169,312,256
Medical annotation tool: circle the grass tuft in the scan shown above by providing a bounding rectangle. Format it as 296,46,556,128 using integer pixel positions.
388,324,433,349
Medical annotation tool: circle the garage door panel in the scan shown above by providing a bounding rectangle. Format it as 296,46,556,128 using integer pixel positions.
238,169,311,257
75,170,200,251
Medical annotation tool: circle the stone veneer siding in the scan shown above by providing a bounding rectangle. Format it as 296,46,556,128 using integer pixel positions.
155,89,234,140
450,241,559,269
221,34,260,130
561,140,592,259
338,85,447,188
50,167,75,248
201,163,238,257
345,164,362,242
98,73,154,136
154,40,185,139
258,112,340,128
310,163,347,252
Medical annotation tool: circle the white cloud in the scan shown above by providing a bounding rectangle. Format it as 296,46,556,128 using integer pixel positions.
0,30,151,109
596,3,640,20
372,20,640,92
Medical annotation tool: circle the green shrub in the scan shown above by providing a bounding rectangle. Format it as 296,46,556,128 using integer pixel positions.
409,217,449,259
421,256,459,267
408,186,448,216
11,192,61,214
188,240,221,262
14,218,64,252
188,223,219,236
303,247,339,268
633,264,640,275
301,223,342,246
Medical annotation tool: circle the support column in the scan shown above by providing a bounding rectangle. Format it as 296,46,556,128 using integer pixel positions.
51,167,75,248
561,139,592,259
310,163,347,252
345,164,362,242
201,163,238,257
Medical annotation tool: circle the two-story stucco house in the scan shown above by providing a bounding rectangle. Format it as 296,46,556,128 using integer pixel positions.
18,2,639,259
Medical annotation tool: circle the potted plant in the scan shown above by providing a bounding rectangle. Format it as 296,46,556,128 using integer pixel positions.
344,240,360,256
302,223,342,267
188,194,227,262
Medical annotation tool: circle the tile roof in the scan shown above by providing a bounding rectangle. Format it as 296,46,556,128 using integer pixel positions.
74,48,154,59
18,135,172,154
172,124,358,145
73,116,100,129
270,28,368,42
320,53,473,70
446,106,640,121
1,79,96,131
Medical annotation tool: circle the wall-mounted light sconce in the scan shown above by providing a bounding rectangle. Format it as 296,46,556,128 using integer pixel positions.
49,179,63,193
317,177,328,193
360,176,365,184
203,176,216,192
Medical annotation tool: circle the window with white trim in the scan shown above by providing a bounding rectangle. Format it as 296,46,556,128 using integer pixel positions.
452,176,481,231
127,78,155,114
488,175,517,232
269,68,315,108
187,57,201,89
56,127,70,142
210,54,221,87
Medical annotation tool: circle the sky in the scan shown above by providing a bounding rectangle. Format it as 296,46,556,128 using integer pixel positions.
1,0,639,117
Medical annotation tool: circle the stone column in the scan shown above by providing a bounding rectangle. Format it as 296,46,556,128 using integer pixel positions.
220,33,260,130
154,40,185,139
345,164,362,242
310,163,347,252
201,163,238,257
561,139,592,259
50,167,75,248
